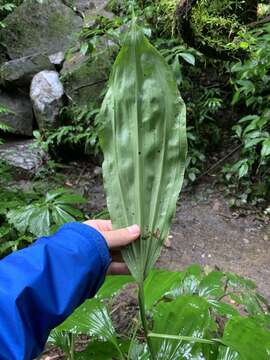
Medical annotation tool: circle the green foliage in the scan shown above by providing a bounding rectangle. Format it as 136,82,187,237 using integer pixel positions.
34,104,101,156
185,86,223,184
143,0,178,37
0,0,22,28
153,38,214,185
0,168,87,256
188,0,255,58
78,15,123,57
0,187,34,254
0,104,13,144
223,24,270,205
50,266,270,359
152,295,212,359
191,1,244,47
158,39,199,84
7,188,86,237
221,316,270,360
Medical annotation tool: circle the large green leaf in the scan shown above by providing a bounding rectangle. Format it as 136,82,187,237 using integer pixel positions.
152,295,213,359
49,330,74,357
217,346,241,360
87,304,117,342
208,300,239,318
166,264,203,297
55,301,120,355
56,298,101,334
144,269,184,310
75,340,129,360
7,206,36,234
74,341,118,360
55,193,87,205
7,205,50,237
55,276,133,336
28,206,50,237
99,23,187,281
221,316,270,360
198,271,225,298
128,340,151,360
51,205,75,226
226,273,268,315
96,275,134,299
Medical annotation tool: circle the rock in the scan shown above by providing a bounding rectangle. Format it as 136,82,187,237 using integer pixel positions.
0,54,55,86
0,45,8,67
61,36,118,106
84,8,114,28
0,139,47,175
67,0,111,13
0,0,83,60
0,89,34,136
49,51,65,66
93,166,102,176
30,70,64,131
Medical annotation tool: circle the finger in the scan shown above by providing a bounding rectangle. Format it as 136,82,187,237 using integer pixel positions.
97,220,112,231
102,224,140,248
84,219,112,232
107,262,130,275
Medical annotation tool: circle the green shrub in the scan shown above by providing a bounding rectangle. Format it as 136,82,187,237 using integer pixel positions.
224,24,270,205
49,265,270,359
0,0,22,27
0,105,13,144
0,164,87,256
34,104,101,158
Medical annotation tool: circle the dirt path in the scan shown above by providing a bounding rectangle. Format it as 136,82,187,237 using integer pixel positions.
158,182,270,299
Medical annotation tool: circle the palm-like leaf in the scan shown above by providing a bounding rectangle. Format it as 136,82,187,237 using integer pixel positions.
87,304,116,342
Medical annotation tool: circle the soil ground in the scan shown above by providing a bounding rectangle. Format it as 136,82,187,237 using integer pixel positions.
160,182,270,299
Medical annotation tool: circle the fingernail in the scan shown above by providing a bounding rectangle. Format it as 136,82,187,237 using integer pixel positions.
127,224,140,235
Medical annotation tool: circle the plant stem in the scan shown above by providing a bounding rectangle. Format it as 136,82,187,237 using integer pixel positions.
138,282,155,359
68,333,75,360
127,320,140,360
113,341,125,360
148,332,218,345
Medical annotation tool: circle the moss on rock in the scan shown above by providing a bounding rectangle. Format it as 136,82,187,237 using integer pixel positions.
61,36,118,106
0,0,83,59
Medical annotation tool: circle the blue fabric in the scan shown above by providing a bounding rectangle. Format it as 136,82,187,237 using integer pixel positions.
0,222,111,360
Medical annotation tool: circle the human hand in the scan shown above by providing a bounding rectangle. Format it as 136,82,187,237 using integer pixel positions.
83,219,140,275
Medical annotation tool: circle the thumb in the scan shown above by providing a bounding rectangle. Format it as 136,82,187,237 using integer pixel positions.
101,224,140,249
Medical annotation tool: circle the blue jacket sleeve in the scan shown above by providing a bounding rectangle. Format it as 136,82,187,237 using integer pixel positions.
0,222,111,360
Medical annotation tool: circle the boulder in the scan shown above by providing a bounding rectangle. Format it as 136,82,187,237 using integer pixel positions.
0,139,48,175
0,54,55,86
0,0,83,60
66,0,111,13
61,36,118,106
0,45,8,67
30,70,64,131
84,8,114,27
49,51,65,66
0,89,34,136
